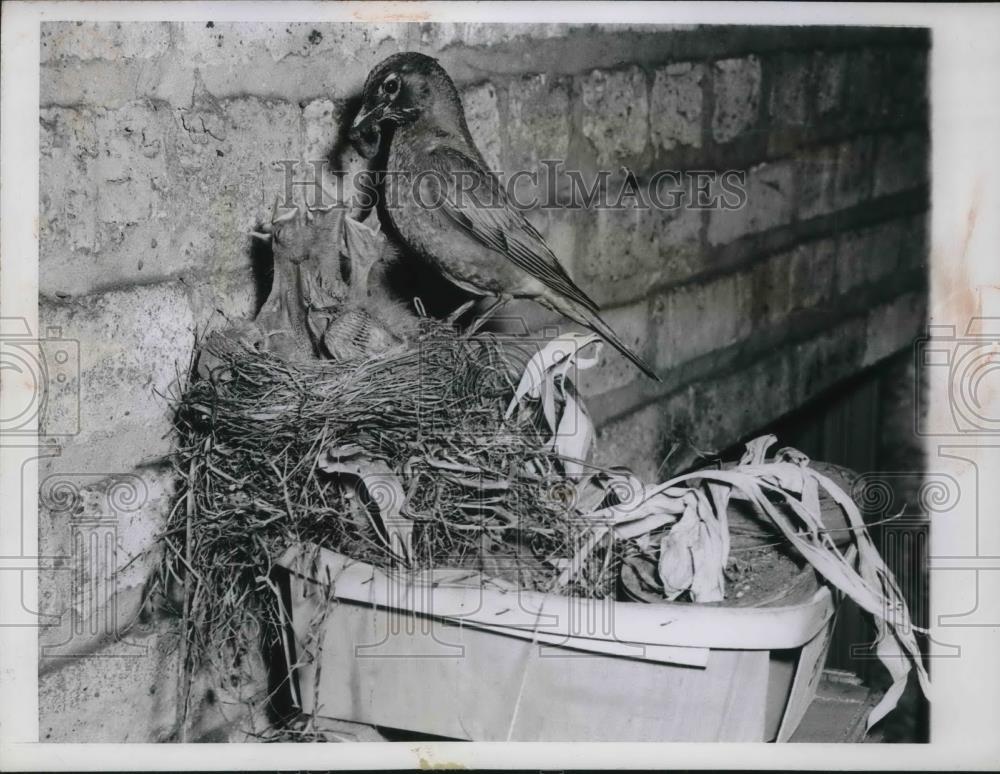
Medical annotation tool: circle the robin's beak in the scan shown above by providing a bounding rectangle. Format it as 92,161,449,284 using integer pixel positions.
348,101,387,159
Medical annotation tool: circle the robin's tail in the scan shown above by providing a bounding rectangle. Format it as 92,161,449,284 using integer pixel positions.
554,300,662,382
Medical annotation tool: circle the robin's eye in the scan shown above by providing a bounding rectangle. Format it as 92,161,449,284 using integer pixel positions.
382,77,399,96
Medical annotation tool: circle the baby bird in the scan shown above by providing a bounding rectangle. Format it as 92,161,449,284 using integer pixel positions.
348,51,660,381
252,201,417,362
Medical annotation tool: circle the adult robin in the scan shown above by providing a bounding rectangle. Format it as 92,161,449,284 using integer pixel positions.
348,52,660,381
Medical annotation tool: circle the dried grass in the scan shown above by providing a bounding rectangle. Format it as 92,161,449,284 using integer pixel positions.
161,320,622,686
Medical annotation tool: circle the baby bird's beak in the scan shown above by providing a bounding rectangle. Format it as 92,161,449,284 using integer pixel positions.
348,101,386,159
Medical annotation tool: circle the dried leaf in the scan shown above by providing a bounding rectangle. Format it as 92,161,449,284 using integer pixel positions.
504,333,602,419
553,391,594,477
738,460,808,496
569,476,608,516
317,445,411,562
740,434,776,465
656,490,725,602
584,476,686,538
621,554,664,602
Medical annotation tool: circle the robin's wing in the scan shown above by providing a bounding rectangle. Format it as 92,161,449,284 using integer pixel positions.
427,146,600,313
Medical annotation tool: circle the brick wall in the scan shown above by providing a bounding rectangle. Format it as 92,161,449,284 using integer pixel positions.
37,22,929,740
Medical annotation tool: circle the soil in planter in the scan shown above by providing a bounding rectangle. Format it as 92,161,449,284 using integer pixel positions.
714,494,819,608
722,538,812,608
617,532,815,608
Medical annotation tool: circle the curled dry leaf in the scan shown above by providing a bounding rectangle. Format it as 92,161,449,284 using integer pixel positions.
621,554,664,603
504,333,602,423
656,490,726,602
553,391,594,478
739,434,776,465
317,445,412,563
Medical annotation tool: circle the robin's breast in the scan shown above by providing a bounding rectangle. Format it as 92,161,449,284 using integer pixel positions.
385,142,512,296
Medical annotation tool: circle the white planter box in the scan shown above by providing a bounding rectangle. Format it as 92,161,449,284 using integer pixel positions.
275,543,838,742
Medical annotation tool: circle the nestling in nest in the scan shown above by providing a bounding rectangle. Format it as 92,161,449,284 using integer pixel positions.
201,199,418,375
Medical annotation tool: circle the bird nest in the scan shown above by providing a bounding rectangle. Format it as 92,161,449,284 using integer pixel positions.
160,203,621,680
159,202,928,731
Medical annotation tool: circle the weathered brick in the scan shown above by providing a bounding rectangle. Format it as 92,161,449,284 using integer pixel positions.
814,51,847,116
789,238,837,311
863,292,926,367
302,98,340,163
899,212,929,271
836,229,871,296
579,201,703,302
868,220,908,283
462,82,504,173
631,202,705,284
40,626,179,742
39,107,101,262
766,52,813,155
577,299,652,397
791,317,867,404
39,282,196,478
655,387,703,478
40,102,181,297
711,56,761,144
650,62,704,152
874,354,926,515
879,47,928,126
652,273,752,371
767,52,811,127
184,268,260,332
38,466,176,656
795,145,838,221
690,350,792,453
40,22,410,110
873,130,929,197
39,619,269,742
836,220,906,293
172,93,305,277
41,21,171,64
94,103,172,224
40,89,305,299
743,352,795,438
506,74,572,174
749,249,794,328
302,98,371,211
259,23,398,63
833,135,876,210
592,400,675,484
580,67,650,166
708,160,795,245
418,22,573,51
841,48,884,130
174,22,404,69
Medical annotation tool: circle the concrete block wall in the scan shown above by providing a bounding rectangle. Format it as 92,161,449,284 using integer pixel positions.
38,22,929,740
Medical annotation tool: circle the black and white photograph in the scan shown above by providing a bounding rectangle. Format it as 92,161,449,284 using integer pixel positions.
1,2,999,769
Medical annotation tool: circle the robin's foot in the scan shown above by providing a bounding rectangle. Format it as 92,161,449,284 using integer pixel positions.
446,299,476,325
463,295,512,338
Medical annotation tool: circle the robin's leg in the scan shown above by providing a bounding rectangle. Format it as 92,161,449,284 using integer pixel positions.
463,294,512,337
445,299,476,325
